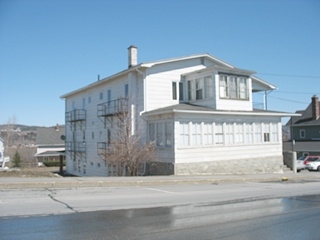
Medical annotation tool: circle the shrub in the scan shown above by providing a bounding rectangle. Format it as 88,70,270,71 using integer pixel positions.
43,160,66,167
12,151,22,168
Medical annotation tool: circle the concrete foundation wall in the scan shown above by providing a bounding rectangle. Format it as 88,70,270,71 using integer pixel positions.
174,156,284,175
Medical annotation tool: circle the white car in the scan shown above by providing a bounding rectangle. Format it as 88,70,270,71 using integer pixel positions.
306,159,320,171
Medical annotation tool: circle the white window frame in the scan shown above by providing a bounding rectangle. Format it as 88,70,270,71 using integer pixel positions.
179,122,190,146
204,76,214,99
219,74,248,100
214,123,224,145
195,78,203,100
203,122,214,145
149,121,173,148
191,122,202,145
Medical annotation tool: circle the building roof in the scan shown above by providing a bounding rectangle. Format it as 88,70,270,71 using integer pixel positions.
142,103,297,118
34,150,65,157
60,53,276,99
288,98,320,126
36,125,65,145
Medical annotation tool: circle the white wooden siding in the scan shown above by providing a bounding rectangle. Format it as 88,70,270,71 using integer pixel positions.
214,75,253,111
145,59,206,111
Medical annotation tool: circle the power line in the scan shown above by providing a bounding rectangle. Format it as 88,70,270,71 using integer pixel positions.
267,95,309,105
257,73,320,79
273,90,320,95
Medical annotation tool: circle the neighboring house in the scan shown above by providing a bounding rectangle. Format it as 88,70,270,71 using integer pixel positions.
0,137,10,168
34,125,65,165
283,95,320,158
61,46,295,176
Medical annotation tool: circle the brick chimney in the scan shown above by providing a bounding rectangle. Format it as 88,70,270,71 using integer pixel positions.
312,95,319,120
128,45,137,68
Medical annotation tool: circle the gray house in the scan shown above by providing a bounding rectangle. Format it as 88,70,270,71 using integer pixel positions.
284,95,320,158
35,125,65,165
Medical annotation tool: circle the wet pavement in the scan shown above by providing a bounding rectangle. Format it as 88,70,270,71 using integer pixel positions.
1,194,320,240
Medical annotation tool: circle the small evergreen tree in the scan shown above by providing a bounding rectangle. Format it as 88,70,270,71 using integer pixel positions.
12,151,22,168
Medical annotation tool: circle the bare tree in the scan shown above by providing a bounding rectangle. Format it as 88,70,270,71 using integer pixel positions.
3,116,16,155
103,99,156,176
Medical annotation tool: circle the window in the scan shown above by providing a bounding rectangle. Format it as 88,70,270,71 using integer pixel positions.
148,122,173,148
172,82,177,100
179,82,184,101
271,123,278,142
203,123,213,145
192,123,202,145
124,84,129,98
225,123,234,145
180,122,190,146
204,76,213,99
215,123,224,145
229,77,237,98
239,78,248,99
219,74,248,100
300,129,306,139
88,95,91,104
254,123,262,143
99,92,103,100
263,123,270,142
107,89,111,102
156,123,164,147
188,80,193,100
148,123,155,142
235,123,244,144
107,129,111,144
245,123,254,143
165,122,173,147
219,76,228,98
82,98,86,109
195,78,203,100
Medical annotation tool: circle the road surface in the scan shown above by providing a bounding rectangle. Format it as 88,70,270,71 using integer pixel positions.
1,180,320,239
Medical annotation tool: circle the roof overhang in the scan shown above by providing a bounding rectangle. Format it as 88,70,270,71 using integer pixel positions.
142,104,300,119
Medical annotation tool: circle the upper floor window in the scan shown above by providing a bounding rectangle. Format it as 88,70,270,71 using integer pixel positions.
299,129,306,139
124,84,129,98
219,74,248,100
188,80,193,100
172,82,177,100
187,76,214,101
179,82,184,101
204,76,213,99
195,78,203,100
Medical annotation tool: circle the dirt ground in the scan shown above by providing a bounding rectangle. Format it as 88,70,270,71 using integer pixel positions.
0,167,61,178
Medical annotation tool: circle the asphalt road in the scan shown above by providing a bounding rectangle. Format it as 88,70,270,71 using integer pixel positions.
1,181,320,239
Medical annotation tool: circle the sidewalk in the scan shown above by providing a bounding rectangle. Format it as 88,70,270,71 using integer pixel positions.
1,171,319,189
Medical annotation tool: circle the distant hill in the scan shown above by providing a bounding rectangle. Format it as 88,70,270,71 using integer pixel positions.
0,124,38,132
0,124,65,147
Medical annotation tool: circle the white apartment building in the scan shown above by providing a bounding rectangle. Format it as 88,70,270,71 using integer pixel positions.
61,46,294,176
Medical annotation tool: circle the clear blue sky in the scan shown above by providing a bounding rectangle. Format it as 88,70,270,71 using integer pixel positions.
1,0,319,127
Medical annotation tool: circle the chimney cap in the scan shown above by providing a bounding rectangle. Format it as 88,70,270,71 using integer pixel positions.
128,45,137,49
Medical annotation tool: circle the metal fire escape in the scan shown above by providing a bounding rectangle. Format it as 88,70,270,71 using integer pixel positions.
65,109,87,174
97,98,128,161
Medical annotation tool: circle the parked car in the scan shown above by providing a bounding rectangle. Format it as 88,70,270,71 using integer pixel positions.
296,158,306,172
306,159,320,171
300,156,320,165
